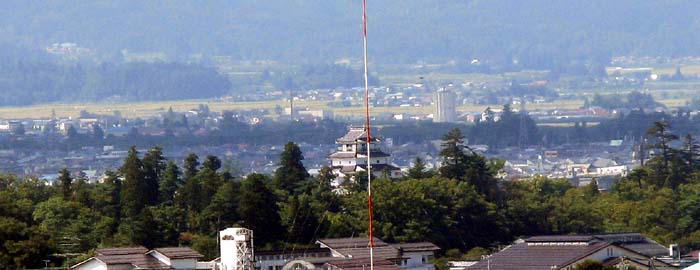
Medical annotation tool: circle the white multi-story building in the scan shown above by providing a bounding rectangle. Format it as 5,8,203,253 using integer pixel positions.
329,127,402,186
434,89,456,123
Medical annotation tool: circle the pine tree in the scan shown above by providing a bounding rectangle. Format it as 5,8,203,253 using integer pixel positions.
646,121,678,170
439,128,468,180
58,168,73,200
407,157,428,179
273,142,309,194
142,146,166,205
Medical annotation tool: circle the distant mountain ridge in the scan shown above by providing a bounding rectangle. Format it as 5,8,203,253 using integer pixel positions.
0,1,699,67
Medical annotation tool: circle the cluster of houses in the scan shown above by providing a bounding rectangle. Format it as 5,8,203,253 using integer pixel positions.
69,227,699,270
70,228,440,270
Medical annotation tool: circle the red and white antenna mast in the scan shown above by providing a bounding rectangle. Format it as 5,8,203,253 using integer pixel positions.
361,1,375,270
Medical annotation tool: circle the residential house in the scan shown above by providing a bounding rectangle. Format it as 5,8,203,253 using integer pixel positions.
464,235,674,270
71,246,207,270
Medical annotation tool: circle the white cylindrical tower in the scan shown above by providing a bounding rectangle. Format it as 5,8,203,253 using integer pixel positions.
220,228,254,270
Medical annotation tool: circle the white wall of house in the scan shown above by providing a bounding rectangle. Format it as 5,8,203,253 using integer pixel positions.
403,251,435,269
171,258,198,269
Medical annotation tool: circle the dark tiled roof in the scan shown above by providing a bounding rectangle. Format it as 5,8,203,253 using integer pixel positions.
96,246,148,256
153,247,204,259
255,248,331,256
325,257,402,270
334,246,403,259
391,242,441,252
466,241,611,270
97,254,171,269
318,237,386,249
337,128,367,143
525,235,595,243
594,233,668,257
318,237,403,259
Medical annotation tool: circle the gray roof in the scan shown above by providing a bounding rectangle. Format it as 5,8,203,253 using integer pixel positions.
337,128,367,143
337,128,379,143
466,240,611,270
152,247,203,259
594,233,669,257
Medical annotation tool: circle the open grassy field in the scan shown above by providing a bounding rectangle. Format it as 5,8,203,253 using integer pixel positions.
1,96,691,120
0,98,587,120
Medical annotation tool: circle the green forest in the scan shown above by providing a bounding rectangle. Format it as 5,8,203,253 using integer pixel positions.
0,61,231,105
2,123,700,268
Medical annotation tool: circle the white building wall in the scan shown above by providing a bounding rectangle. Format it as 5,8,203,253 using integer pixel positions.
171,258,197,269
403,251,435,270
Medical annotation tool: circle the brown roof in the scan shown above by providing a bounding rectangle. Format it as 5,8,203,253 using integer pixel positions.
152,247,204,259
96,246,148,256
465,241,611,270
391,242,441,252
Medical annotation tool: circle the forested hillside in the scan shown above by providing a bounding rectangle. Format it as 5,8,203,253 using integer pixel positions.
0,1,699,67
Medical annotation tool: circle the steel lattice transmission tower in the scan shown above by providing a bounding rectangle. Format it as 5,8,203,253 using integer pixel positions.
220,228,254,270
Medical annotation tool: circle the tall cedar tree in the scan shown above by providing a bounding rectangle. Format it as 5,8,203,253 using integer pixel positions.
58,168,72,200
197,167,224,208
202,155,222,171
238,173,283,247
142,146,166,205
202,180,239,233
183,153,200,180
273,142,309,194
119,146,147,219
159,161,182,205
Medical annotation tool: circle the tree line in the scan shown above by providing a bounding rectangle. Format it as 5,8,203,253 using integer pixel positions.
0,61,231,106
3,124,700,268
